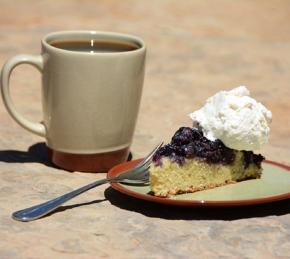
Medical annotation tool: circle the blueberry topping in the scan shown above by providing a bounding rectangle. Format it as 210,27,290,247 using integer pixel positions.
153,127,264,167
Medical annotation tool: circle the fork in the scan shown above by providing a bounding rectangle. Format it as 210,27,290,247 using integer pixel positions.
12,143,162,222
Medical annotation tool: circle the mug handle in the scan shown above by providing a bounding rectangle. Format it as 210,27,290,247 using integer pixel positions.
0,54,46,137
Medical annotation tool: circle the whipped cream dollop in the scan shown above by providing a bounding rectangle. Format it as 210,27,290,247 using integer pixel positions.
189,86,272,151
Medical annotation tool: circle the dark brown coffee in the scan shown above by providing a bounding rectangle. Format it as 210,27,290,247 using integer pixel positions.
50,40,139,53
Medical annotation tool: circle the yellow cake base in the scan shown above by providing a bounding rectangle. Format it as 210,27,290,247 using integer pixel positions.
150,152,262,197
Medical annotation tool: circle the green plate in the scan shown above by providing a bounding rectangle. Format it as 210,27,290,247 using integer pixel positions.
108,160,290,207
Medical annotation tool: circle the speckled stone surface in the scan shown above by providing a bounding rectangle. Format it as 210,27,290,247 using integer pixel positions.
0,0,290,258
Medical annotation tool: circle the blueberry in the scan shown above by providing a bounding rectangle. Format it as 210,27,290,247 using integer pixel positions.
171,127,194,145
157,144,174,156
170,144,186,156
183,143,195,158
253,154,264,167
243,151,264,168
152,156,162,166
191,128,203,140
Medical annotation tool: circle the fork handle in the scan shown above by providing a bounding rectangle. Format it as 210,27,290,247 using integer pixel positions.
12,178,109,222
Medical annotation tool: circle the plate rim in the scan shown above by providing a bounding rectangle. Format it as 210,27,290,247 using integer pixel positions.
108,159,290,207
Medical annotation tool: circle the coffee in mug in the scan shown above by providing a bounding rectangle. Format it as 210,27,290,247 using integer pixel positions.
50,40,138,53
0,31,146,172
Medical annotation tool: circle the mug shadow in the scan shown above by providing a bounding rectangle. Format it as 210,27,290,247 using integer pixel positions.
104,187,290,221
0,142,57,168
0,142,133,170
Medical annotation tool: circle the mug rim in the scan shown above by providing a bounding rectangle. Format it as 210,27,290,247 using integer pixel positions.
42,30,146,55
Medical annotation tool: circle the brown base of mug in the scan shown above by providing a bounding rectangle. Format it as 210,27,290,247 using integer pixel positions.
47,147,130,173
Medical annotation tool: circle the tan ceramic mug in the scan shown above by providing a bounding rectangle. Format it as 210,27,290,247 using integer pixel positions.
0,31,146,172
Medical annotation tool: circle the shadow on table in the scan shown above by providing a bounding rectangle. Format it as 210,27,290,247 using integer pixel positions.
0,142,56,168
41,198,107,219
104,187,290,220
0,142,133,170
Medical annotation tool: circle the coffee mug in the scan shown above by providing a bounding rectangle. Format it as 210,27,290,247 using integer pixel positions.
0,31,146,172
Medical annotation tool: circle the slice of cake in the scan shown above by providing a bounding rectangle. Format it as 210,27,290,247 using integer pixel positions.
150,127,264,197
150,86,272,197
